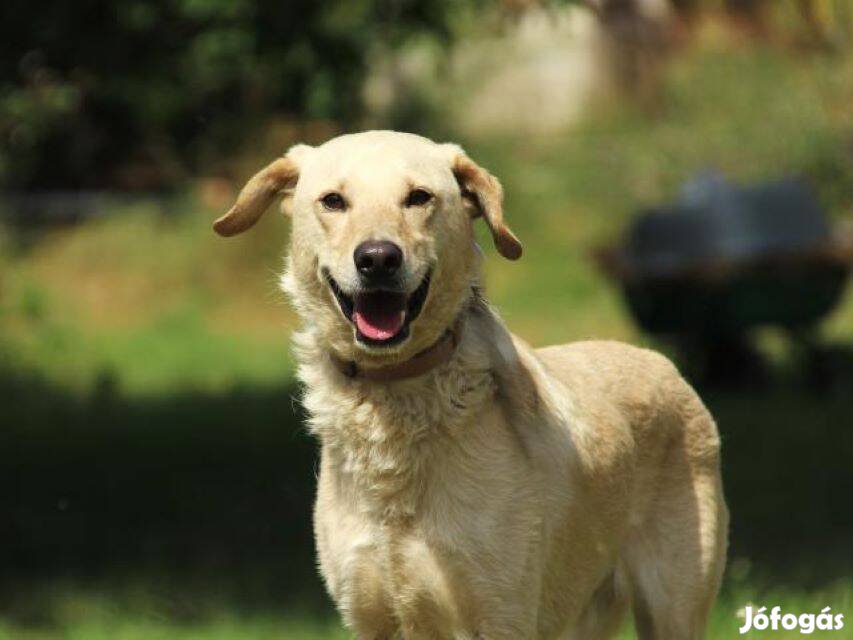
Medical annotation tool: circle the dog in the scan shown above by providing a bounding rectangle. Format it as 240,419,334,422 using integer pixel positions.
214,130,728,639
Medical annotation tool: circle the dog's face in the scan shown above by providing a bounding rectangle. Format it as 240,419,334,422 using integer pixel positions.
215,131,521,365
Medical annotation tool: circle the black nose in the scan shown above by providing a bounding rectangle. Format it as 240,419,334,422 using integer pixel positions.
354,240,403,281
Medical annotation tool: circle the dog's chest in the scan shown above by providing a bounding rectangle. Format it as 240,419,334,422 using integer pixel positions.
306,364,497,520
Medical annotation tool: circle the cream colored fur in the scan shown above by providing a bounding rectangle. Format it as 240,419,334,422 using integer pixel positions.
215,131,728,639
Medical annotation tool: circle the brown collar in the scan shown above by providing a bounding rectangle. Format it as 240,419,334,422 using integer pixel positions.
330,318,464,382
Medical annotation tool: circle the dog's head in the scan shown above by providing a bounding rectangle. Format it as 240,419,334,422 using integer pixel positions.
215,131,521,365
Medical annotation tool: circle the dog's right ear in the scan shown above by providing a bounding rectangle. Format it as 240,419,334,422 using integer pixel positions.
213,144,313,237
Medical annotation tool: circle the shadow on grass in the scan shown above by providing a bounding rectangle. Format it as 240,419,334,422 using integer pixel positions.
1,362,851,624
0,366,328,623
710,382,853,580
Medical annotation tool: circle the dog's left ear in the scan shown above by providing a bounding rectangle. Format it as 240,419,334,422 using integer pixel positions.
445,145,522,260
213,144,313,237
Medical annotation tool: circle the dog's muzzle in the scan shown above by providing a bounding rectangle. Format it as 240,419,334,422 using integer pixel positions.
324,269,432,347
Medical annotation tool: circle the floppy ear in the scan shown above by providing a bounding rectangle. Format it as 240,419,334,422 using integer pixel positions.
447,146,522,260
213,144,311,237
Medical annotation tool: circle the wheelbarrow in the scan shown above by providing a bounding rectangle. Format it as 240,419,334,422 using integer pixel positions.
596,175,853,386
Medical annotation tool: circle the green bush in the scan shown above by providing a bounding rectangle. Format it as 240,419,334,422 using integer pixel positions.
0,0,459,190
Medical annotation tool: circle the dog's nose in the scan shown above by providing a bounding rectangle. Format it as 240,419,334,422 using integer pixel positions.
354,240,403,281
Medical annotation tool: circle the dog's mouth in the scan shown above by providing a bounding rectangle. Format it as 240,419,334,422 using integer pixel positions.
324,270,432,347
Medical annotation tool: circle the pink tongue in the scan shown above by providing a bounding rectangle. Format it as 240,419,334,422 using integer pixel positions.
353,293,406,341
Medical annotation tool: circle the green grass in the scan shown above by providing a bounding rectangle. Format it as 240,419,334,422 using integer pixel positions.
0,615,349,640
1,36,852,639
0,198,297,396
1,581,851,639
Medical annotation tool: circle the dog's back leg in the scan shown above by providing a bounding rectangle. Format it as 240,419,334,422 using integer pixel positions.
622,409,728,639
570,569,631,639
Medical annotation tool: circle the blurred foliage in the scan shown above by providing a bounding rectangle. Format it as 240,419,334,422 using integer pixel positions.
3,0,848,191
0,0,466,190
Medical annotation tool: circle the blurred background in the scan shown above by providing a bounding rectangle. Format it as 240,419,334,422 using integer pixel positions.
1,0,852,638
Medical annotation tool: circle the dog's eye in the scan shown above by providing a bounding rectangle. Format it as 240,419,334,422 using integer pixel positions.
320,192,346,211
405,189,433,208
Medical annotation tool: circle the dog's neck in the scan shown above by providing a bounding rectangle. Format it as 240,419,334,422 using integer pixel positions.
327,316,465,382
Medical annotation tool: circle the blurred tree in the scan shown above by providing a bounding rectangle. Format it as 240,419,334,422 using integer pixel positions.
669,0,852,44
592,0,670,97
0,0,460,190
797,0,852,48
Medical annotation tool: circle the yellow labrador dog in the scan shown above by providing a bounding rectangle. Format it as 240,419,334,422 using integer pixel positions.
214,131,728,639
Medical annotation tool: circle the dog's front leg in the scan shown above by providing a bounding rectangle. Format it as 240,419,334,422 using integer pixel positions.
471,627,535,640
339,583,400,640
